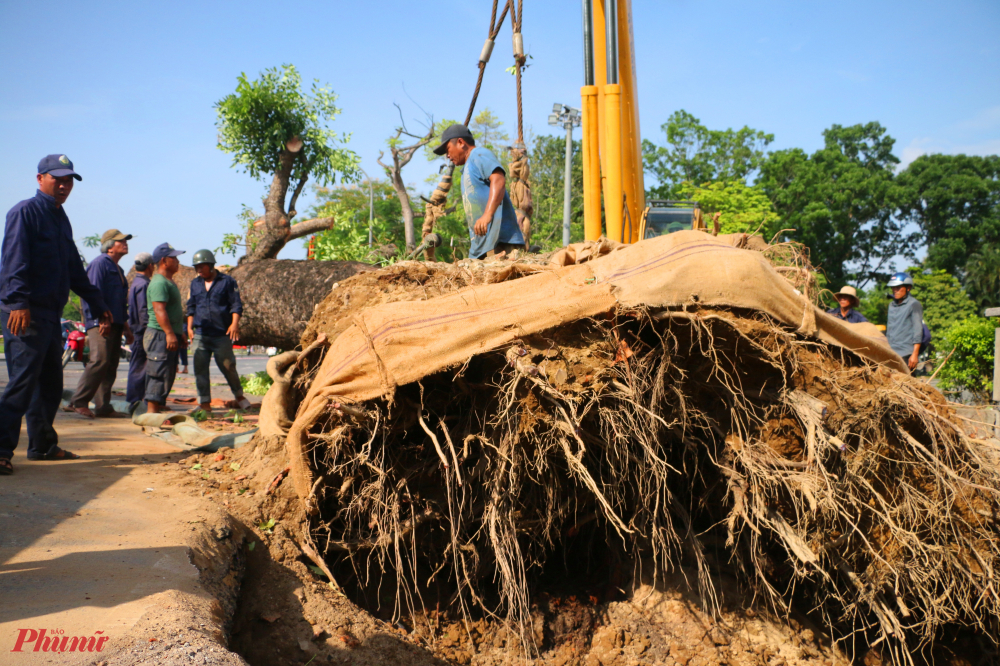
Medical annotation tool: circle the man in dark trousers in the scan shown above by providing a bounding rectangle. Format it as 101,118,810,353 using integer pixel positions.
126,252,154,412
144,243,186,414
0,155,110,474
68,228,134,418
886,272,924,372
186,249,251,413
433,124,524,259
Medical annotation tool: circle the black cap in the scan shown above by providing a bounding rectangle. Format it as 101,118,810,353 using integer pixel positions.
152,242,185,263
38,154,82,181
432,124,475,155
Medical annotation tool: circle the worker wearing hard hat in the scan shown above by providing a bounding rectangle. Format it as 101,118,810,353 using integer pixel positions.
434,124,524,259
186,249,251,413
885,272,924,371
826,286,868,324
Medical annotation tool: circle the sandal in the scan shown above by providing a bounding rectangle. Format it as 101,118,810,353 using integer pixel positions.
0,458,12,475
72,407,96,419
27,447,81,461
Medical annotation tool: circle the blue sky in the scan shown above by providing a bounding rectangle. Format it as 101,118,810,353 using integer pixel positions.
1,0,997,265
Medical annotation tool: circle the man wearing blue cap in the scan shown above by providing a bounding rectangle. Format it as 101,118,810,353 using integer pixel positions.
144,243,187,414
0,155,111,474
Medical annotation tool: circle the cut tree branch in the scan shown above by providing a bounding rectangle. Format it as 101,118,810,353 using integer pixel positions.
287,217,336,241
288,171,309,219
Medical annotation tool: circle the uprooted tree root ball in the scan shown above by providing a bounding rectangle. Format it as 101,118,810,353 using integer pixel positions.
281,308,1000,664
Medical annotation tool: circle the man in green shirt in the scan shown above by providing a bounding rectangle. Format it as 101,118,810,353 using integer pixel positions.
144,243,186,414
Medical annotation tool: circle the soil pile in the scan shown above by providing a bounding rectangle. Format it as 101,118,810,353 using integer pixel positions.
213,233,1000,665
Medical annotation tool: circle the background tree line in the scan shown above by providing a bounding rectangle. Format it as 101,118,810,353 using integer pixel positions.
205,65,998,398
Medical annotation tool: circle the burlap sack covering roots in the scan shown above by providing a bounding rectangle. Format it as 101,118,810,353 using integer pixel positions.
276,231,999,662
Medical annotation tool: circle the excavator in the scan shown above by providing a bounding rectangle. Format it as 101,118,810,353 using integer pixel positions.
578,0,703,243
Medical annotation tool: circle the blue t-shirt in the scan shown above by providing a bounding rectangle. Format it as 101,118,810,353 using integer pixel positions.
461,147,524,259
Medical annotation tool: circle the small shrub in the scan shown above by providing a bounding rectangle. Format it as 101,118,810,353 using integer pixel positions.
936,317,998,403
240,370,273,396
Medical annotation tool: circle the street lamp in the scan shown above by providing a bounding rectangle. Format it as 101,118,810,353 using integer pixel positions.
356,166,375,247
548,104,582,246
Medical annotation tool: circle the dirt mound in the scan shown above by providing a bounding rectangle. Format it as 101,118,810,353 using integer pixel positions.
216,235,999,665
300,259,549,348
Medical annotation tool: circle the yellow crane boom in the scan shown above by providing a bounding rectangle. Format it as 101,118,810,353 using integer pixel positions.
581,0,645,243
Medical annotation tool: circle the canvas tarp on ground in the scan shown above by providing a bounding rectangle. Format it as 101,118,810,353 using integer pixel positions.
286,231,905,509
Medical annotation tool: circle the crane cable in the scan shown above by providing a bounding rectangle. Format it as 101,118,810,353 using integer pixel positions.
424,0,530,257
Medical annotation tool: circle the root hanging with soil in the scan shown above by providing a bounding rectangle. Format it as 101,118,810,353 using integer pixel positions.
285,308,1000,662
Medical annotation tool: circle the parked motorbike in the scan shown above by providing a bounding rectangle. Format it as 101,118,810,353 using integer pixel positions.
62,330,88,368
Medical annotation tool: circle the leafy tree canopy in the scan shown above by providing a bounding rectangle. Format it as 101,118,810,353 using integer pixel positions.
308,181,407,263
758,122,916,287
527,134,584,251
675,180,780,238
643,110,774,199
897,154,1000,277
215,64,358,188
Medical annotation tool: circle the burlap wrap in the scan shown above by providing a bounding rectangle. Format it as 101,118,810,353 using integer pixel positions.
284,232,904,510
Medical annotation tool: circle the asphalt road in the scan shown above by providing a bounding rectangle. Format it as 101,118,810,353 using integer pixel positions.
0,350,270,403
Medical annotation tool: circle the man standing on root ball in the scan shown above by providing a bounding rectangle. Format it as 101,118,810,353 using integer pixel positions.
68,228,134,418
434,124,525,259
0,155,111,474
144,243,186,414
886,272,924,372
126,252,154,413
186,249,251,414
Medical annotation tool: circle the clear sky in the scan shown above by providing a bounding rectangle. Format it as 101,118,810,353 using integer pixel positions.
1,0,997,266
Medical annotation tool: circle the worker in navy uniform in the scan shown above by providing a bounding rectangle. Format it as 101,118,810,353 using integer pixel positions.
126,252,154,412
826,286,868,324
185,249,252,413
67,228,134,418
0,155,110,475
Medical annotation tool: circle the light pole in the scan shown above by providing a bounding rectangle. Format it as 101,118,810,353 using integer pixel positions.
356,166,375,247
548,104,582,246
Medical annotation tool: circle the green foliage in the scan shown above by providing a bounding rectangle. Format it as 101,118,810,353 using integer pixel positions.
258,518,276,534
936,317,998,402
643,110,773,199
759,122,917,287
82,234,100,249
527,134,584,252
910,267,977,341
216,205,261,258
858,284,889,326
675,180,780,238
63,293,82,321
240,371,273,396
190,409,210,422
214,64,358,187
897,154,1000,279
308,180,407,262
964,244,1000,312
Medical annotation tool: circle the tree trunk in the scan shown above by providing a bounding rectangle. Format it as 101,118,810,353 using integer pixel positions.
161,259,372,349
391,168,416,252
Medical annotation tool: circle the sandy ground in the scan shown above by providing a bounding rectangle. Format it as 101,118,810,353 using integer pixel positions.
0,355,262,665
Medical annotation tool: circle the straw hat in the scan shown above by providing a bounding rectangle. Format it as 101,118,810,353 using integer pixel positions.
833,285,859,307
